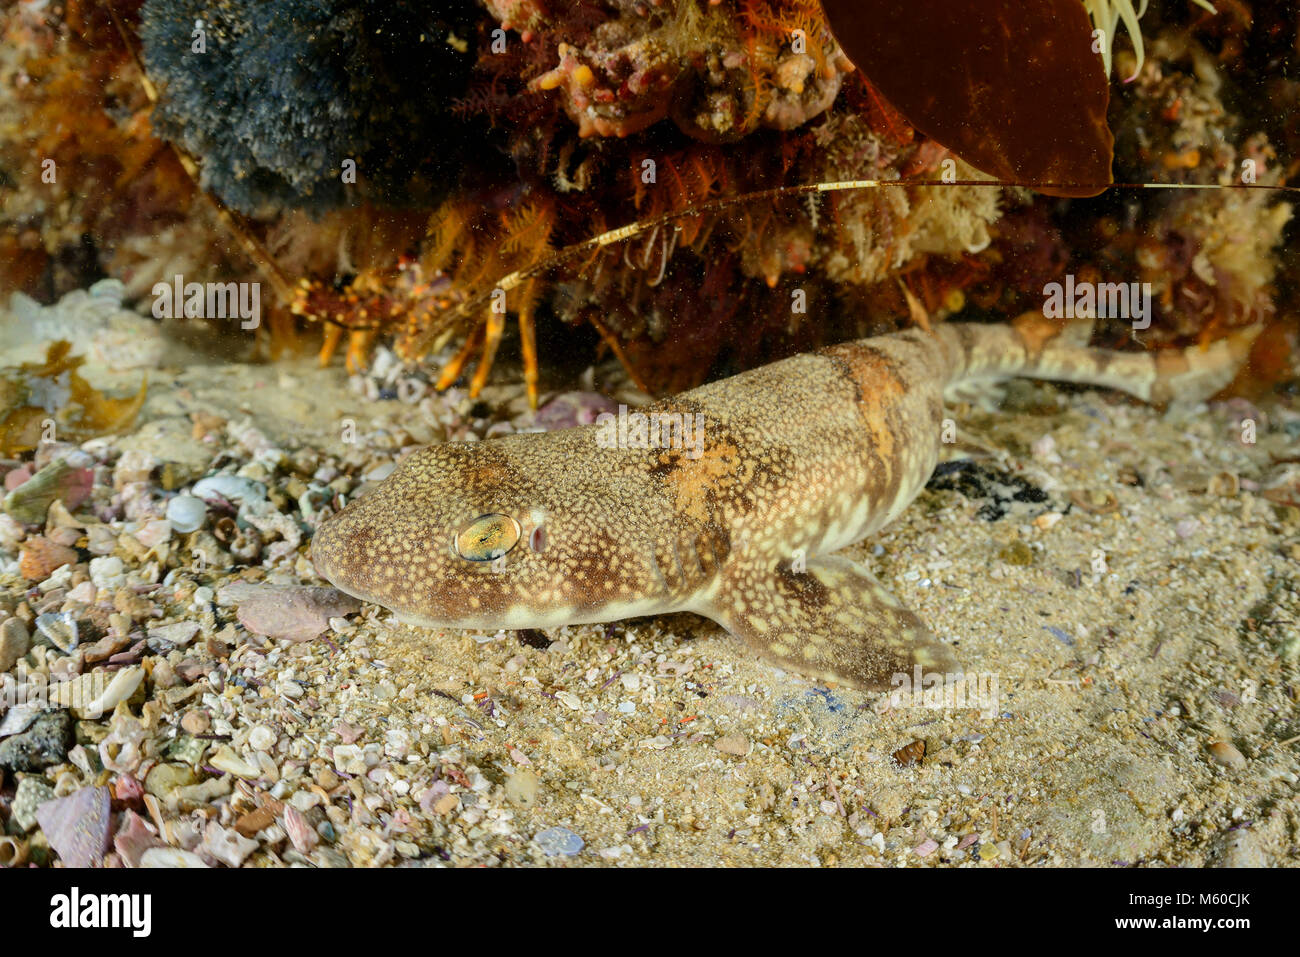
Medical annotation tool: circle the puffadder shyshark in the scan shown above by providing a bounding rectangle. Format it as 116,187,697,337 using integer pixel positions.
313,315,1257,689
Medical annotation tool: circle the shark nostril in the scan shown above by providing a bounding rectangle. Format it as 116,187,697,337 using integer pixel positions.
528,524,547,553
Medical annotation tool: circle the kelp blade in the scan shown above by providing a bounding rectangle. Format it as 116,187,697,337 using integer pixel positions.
820,0,1113,197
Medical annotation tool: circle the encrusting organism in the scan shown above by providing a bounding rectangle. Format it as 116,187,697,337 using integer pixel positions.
138,0,481,215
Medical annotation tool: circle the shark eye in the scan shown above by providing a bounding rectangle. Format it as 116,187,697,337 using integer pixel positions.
454,513,521,562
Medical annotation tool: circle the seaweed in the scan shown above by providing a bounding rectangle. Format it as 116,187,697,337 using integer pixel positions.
819,0,1114,196
0,341,147,456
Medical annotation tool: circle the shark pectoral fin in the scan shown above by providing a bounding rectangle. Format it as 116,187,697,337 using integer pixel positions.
703,555,959,692
943,378,1009,412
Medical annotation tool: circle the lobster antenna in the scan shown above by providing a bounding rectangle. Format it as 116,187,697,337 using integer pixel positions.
406,175,1300,352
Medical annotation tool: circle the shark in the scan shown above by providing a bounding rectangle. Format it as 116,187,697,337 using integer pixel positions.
311,315,1258,690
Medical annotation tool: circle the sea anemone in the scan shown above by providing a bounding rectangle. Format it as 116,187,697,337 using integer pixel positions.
1083,0,1216,81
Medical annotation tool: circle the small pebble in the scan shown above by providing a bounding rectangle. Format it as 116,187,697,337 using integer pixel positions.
12,777,56,832
192,474,266,505
1030,434,1057,461
165,495,207,533
433,793,459,816
362,462,397,482
4,460,91,525
505,769,541,807
145,762,198,798
19,538,78,580
1033,511,1062,531
713,733,752,756
1207,740,1247,770
66,665,144,719
332,744,367,775
0,703,42,737
134,518,172,549
555,690,582,710
147,620,200,647
34,611,78,652
209,745,262,779
0,617,31,671
0,710,72,772
140,847,209,868
1207,472,1239,497
180,712,210,738
283,804,318,853
315,767,340,790
202,821,258,867
534,826,584,857
113,810,163,867
89,555,126,589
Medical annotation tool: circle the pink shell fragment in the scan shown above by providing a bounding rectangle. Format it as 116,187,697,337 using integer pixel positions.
36,785,112,868
113,810,163,868
233,585,361,642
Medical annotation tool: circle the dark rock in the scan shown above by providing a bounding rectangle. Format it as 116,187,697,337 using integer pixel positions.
0,710,72,772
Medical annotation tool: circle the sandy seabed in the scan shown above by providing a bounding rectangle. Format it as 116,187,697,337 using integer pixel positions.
2,320,1298,868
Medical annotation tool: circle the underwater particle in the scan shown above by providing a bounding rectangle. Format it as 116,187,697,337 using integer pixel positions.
139,0,482,214
819,0,1113,195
